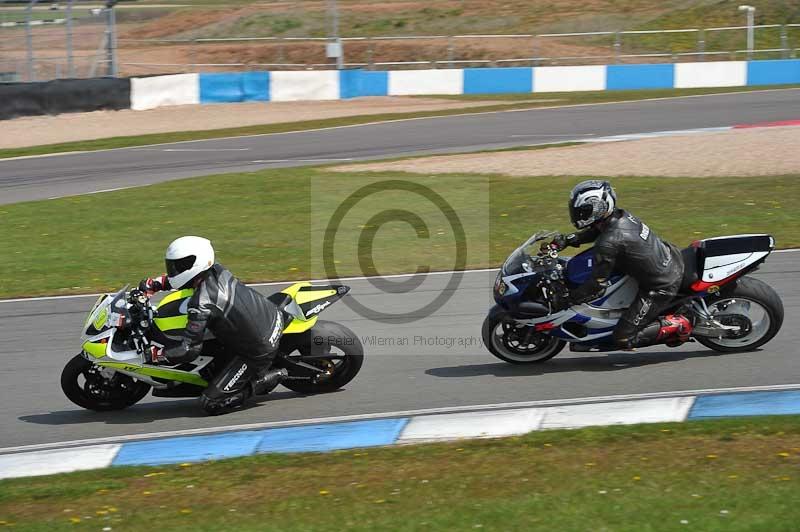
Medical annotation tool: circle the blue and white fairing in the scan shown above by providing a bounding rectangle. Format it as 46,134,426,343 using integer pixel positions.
494,231,639,345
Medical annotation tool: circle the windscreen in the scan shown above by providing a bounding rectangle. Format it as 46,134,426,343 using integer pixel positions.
502,231,558,275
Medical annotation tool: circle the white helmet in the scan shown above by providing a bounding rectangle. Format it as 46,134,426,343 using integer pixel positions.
569,180,617,229
165,236,215,289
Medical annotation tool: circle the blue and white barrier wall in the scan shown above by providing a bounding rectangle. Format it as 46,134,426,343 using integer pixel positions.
127,59,800,110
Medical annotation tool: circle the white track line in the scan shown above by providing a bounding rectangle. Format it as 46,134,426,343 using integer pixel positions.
3,249,797,305
0,267,500,304
1,87,797,162
2,382,799,455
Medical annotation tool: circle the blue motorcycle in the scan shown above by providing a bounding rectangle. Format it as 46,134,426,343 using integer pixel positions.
483,231,783,364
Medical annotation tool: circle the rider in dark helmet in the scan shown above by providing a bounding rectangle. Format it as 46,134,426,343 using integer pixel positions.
138,236,287,415
550,180,691,349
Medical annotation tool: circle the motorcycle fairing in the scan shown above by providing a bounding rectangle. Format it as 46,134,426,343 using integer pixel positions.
280,282,350,334
695,234,774,284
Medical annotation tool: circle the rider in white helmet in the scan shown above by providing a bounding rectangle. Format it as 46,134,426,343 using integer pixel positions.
138,236,287,415
549,180,691,349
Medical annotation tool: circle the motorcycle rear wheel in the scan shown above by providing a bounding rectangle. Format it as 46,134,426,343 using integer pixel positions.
281,321,364,394
482,309,565,364
695,277,784,353
61,354,151,411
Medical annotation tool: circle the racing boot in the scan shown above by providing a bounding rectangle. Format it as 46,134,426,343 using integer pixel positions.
657,314,692,347
252,368,288,396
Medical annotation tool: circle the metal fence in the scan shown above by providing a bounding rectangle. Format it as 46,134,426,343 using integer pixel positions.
2,0,800,81
0,0,116,82
114,24,800,75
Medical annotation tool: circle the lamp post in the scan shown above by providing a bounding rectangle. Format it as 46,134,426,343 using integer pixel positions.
327,0,343,69
738,5,755,60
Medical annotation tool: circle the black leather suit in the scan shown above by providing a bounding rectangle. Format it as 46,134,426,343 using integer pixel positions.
152,264,283,413
565,209,684,347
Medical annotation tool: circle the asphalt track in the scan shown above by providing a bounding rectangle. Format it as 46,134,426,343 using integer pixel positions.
0,253,797,448
2,88,800,204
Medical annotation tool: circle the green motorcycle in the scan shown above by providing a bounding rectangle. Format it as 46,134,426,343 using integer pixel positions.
62,282,363,411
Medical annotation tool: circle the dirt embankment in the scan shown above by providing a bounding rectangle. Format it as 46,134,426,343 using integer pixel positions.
333,126,800,177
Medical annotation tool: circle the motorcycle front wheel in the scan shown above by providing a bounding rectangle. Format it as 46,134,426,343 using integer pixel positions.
482,307,565,364
61,354,151,411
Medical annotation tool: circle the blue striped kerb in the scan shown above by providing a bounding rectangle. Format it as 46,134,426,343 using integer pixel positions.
688,390,800,419
112,418,409,466
199,72,270,103
463,67,533,94
747,59,800,86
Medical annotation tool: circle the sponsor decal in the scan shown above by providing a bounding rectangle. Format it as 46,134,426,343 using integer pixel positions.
269,312,283,346
640,223,651,241
223,363,248,392
725,262,747,277
305,300,332,317
708,285,720,294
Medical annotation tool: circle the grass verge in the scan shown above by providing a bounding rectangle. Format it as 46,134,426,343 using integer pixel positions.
0,168,796,300
2,85,798,160
1,416,799,531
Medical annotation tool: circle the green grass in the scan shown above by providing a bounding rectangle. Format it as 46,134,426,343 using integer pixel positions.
0,167,795,299
3,85,798,160
1,416,800,531
127,0,800,40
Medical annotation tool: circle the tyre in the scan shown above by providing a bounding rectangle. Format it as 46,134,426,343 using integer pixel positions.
695,277,784,353
281,321,364,394
61,354,151,411
482,306,565,364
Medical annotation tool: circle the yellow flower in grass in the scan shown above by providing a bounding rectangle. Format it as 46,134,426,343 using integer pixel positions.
319,490,330,496
777,452,790,458
706,454,718,459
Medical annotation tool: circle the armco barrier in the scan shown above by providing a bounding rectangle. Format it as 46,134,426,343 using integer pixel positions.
606,64,675,90
131,73,199,111
199,72,269,103
747,59,800,86
2,59,800,120
463,67,532,94
0,77,130,120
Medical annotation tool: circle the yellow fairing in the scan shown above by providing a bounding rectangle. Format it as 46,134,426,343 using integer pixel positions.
83,340,108,358
283,315,318,334
154,315,188,331
280,282,324,334
281,282,311,300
